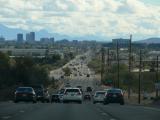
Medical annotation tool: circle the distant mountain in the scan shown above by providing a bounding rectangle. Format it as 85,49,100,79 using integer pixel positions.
0,24,72,41
136,38,160,44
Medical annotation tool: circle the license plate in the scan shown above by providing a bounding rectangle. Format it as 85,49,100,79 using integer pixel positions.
113,94,117,97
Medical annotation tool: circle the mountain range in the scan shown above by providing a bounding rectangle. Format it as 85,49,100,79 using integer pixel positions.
135,38,160,44
0,24,160,43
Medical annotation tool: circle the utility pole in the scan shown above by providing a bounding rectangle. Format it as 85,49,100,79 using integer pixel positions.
156,56,159,97
128,35,132,99
107,48,110,71
101,47,105,84
117,40,120,88
138,50,142,104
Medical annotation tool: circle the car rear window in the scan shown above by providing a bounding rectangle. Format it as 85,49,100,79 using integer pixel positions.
107,89,122,93
16,87,32,92
96,92,105,95
65,89,80,93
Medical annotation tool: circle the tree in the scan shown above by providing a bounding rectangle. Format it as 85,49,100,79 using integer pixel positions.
62,67,71,76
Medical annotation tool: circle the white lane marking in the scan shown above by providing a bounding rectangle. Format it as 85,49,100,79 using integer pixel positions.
19,110,25,113
1,116,11,119
101,112,107,116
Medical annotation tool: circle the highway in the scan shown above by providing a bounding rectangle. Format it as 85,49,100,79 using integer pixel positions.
0,101,160,120
0,52,160,120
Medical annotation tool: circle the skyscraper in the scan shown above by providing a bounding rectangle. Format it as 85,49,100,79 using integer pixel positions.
30,32,35,42
17,33,23,43
26,33,30,41
26,32,35,43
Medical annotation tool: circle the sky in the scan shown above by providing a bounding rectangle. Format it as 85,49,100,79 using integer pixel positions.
0,0,160,41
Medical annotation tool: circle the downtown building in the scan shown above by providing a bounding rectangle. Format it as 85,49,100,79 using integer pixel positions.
26,32,35,43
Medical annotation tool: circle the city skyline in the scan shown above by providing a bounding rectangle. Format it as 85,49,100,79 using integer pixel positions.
0,0,159,41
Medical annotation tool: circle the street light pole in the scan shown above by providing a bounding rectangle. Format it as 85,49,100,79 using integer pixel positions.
156,56,159,97
117,40,120,88
128,35,132,99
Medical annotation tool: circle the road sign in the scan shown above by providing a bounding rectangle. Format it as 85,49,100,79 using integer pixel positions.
155,83,160,90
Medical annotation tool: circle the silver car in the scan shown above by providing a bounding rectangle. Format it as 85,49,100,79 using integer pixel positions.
63,88,83,104
93,91,106,104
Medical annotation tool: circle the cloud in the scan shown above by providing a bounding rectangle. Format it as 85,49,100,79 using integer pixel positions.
0,0,159,40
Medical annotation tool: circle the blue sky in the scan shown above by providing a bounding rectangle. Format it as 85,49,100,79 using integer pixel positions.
0,0,159,41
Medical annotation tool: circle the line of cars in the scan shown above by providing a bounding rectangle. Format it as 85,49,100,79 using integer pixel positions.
51,86,125,105
14,85,125,105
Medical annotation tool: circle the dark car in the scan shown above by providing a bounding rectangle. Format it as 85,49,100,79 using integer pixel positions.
44,90,51,103
51,94,60,103
103,88,124,105
30,85,45,102
84,93,91,101
14,87,37,103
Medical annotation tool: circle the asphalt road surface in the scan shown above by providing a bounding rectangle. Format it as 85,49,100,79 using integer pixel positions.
1,101,160,120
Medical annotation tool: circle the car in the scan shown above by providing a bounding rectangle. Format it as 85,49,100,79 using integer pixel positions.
93,91,106,104
86,87,92,92
63,88,83,104
58,88,65,102
84,93,91,101
30,85,45,102
51,94,60,103
14,87,37,103
44,90,51,103
103,88,124,105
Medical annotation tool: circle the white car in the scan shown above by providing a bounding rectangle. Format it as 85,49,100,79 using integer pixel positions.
93,91,106,104
63,88,83,104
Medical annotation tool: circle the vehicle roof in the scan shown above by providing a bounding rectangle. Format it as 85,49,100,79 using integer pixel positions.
65,87,81,89
17,87,33,89
95,90,106,93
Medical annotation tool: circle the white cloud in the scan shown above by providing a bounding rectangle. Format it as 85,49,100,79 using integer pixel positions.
0,0,159,40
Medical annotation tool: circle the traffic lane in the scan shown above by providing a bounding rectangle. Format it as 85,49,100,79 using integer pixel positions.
9,103,115,120
96,104,160,120
0,102,43,120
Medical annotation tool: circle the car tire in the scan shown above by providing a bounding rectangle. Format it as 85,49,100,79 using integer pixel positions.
120,102,124,105
14,100,18,103
78,101,82,104
103,102,108,105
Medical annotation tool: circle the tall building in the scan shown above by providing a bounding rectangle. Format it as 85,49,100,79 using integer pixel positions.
0,36,5,42
17,33,23,43
50,37,54,43
26,32,35,43
112,38,130,44
26,33,30,41
30,32,35,42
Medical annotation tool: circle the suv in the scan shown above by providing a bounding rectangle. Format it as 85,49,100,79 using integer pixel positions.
63,88,83,104
14,87,37,103
103,88,124,105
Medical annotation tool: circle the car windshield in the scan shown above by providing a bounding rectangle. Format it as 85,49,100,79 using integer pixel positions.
107,89,122,94
96,92,105,95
